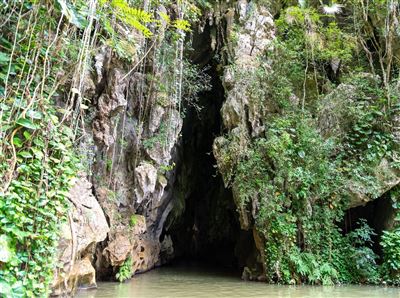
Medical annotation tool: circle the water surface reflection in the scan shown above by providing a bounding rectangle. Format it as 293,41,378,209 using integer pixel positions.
77,264,400,298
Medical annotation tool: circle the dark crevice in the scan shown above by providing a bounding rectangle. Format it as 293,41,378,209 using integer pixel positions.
343,192,396,258
162,25,242,272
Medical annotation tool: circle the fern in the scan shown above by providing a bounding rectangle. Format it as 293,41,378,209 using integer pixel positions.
100,0,154,37
173,19,191,32
116,256,134,282
289,251,338,285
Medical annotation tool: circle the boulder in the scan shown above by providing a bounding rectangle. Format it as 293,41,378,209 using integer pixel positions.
52,257,96,296
348,158,400,208
51,177,109,296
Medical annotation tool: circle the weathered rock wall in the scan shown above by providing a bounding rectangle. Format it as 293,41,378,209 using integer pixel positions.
52,25,182,295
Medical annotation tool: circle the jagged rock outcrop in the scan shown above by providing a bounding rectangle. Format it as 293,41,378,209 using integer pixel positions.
214,1,276,191
213,0,276,280
52,25,183,292
51,177,109,296
220,1,275,134
348,158,400,207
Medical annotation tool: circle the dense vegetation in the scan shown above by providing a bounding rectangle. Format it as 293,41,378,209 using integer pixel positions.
218,0,400,285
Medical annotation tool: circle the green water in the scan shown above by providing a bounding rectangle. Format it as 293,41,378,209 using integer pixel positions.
76,264,400,298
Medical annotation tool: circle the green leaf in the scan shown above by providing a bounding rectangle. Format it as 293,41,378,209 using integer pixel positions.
16,118,38,130
18,151,33,158
0,235,14,263
26,110,43,120
0,281,12,297
12,137,23,148
23,131,32,140
56,0,88,29
32,148,44,159
0,52,9,65
0,103,10,111
33,138,45,147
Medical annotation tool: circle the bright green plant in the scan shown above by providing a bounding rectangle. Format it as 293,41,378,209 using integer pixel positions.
130,214,139,227
381,188,400,284
381,228,400,284
0,1,83,296
116,256,134,282
234,114,349,284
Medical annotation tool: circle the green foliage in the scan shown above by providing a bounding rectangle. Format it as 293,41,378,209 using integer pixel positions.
381,228,400,284
222,1,398,286
381,188,400,284
102,0,154,37
341,220,380,284
98,0,199,61
129,214,139,227
337,74,398,198
56,0,88,28
143,123,168,150
0,1,80,296
289,250,339,285
0,117,79,297
106,158,113,172
276,6,355,64
159,162,176,174
116,256,133,282
218,3,400,288
234,114,351,284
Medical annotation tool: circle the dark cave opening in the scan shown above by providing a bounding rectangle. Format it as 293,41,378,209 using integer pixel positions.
342,192,396,259
161,25,243,272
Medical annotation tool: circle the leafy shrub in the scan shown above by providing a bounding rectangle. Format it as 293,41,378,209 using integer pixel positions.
116,256,134,282
232,110,382,284
381,188,400,284
381,228,400,284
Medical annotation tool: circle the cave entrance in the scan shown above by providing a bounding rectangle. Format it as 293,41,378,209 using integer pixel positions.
161,25,242,272
342,191,396,258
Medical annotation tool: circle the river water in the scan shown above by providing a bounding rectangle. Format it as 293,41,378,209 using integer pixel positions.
76,264,400,298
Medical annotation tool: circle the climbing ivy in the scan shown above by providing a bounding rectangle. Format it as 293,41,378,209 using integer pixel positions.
0,1,83,296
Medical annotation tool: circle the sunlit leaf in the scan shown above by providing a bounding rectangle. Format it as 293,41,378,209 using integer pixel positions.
16,118,38,130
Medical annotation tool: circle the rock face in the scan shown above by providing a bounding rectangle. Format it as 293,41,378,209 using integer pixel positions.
52,13,183,293
220,2,275,133
213,0,400,281
212,0,276,280
51,177,109,296
86,44,182,284
213,1,276,196
318,79,400,207
348,158,400,208
52,2,279,291
134,162,158,204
